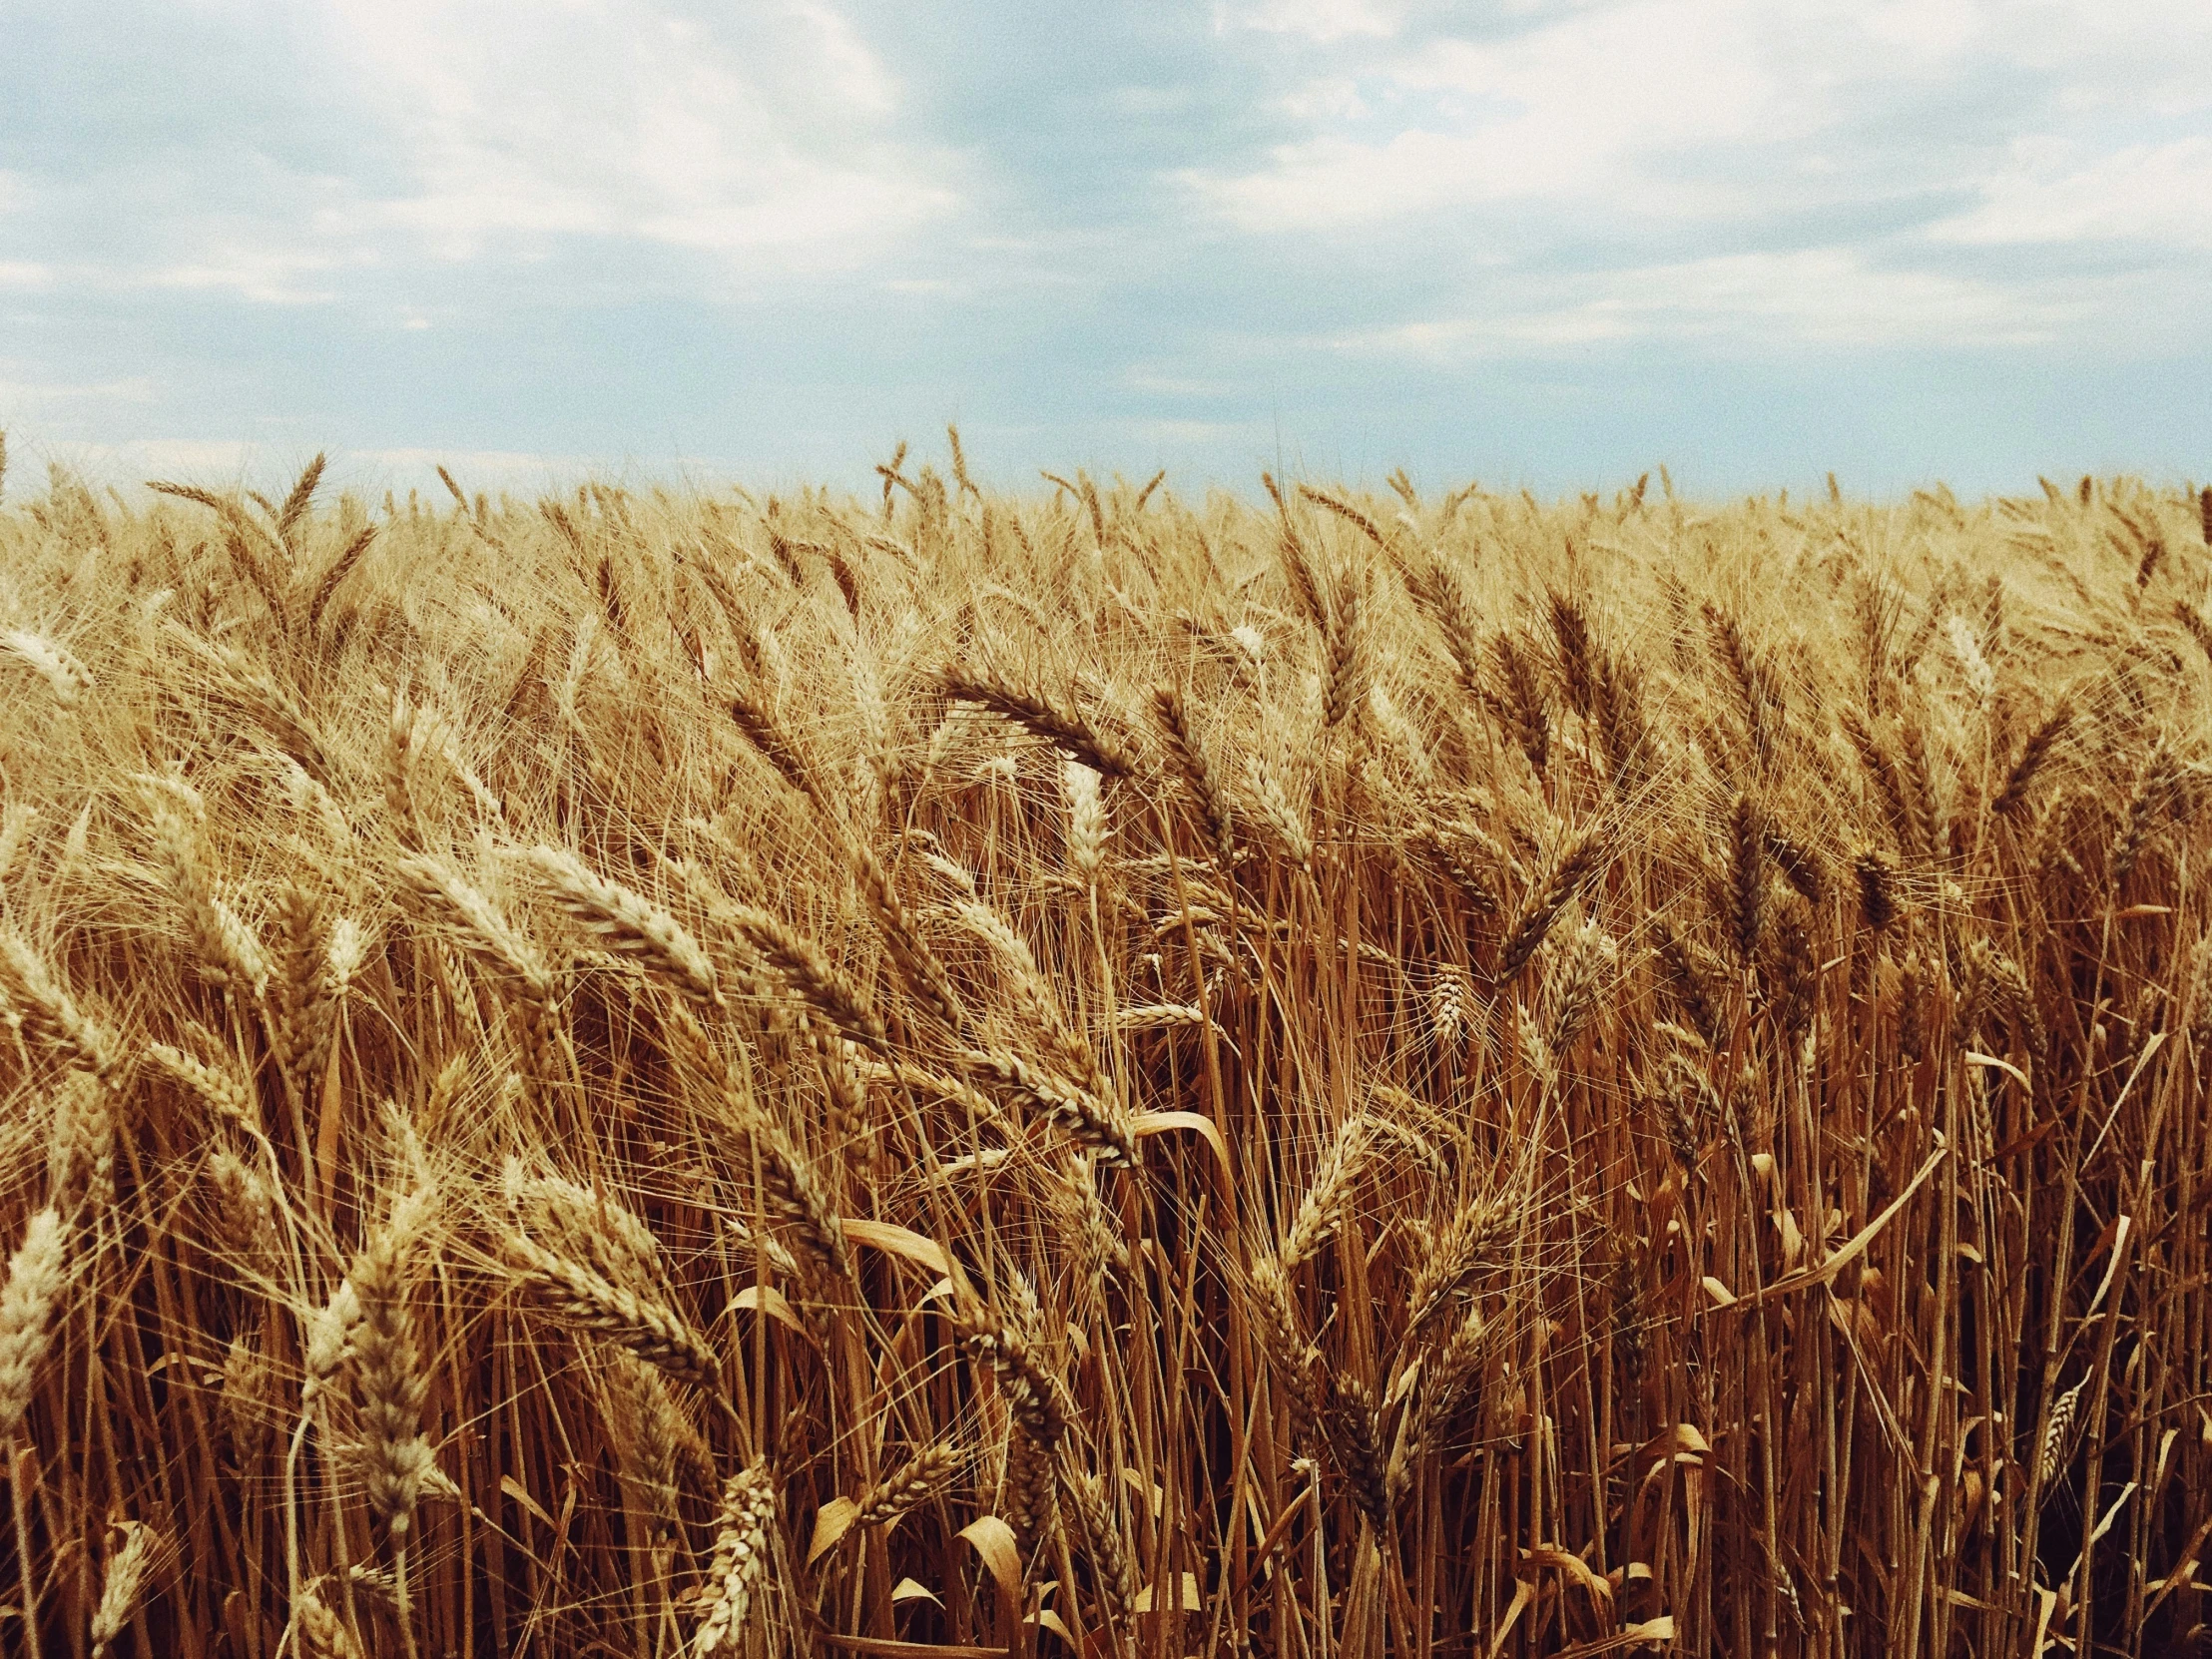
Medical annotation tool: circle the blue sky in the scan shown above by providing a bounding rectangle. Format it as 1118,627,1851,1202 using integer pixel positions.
4,0,2210,498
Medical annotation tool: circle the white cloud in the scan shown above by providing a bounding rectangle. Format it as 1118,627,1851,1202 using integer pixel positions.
1186,0,2212,244
1995,0,2212,115
0,237,345,305
38,442,599,495
1124,367,1238,397
7,0,2211,484
0,373,158,413
1339,249,2089,355
1625,250,2088,345
1174,0,2212,358
318,0,958,268
1191,2,1864,232
1219,0,1403,43
142,246,347,305
1113,416,1269,445
5,1,963,307
1931,138,2212,250
343,447,596,489
42,438,264,484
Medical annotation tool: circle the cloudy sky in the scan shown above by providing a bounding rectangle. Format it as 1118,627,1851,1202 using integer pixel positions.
4,0,2210,497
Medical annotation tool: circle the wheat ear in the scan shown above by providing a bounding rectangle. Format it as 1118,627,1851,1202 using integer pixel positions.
1325,1373,1391,1531
743,1109,854,1285
0,1208,65,1441
960,1045,1136,1168
0,930,122,1079
722,903,888,1053
1062,759,1107,883
271,883,343,1105
1063,1462,1138,1628
2,1207,66,1653
2039,1376,2086,1484
943,665,1139,779
1,630,94,705
145,1042,258,1130
1321,580,1366,732
89,1519,156,1658
1405,1196,1514,1334
854,1441,961,1527
152,801,272,997
852,844,966,1033
502,1163,672,1291
504,1232,720,1385
1761,823,1828,904
1248,1253,1323,1450
521,844,720,1005
1993,702,2071,820
602,1349,708,1527
394,853,559,1075
955,1296,1073,1448
1151,681,1234,857
692,1463,779,1656
729,686,828,811
1281,1113,1376,1267
1723,792,1766,962
953,897,1104,1091
1853,845,1900,932
1003,1423,1060,1561
349,1193,434,1541
1493,829,1606,984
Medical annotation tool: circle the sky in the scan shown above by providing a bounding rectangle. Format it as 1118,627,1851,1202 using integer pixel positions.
4,0,2211,500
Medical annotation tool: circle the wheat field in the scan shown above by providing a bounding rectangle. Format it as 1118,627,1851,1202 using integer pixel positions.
0,435,2207,1659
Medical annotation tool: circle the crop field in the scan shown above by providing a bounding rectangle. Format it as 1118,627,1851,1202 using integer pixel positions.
0,439,2208,1659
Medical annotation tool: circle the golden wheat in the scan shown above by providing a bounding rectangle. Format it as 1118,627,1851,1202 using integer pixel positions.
0,455,2206,1658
